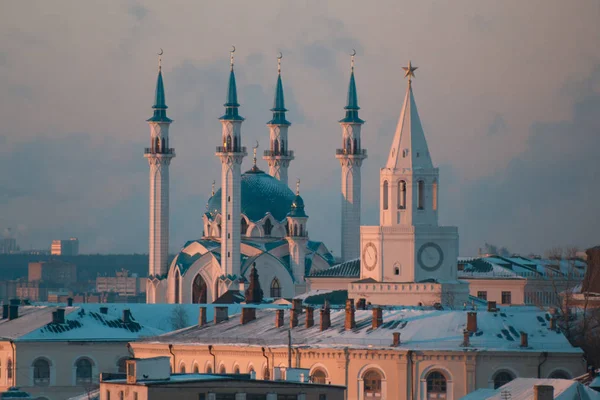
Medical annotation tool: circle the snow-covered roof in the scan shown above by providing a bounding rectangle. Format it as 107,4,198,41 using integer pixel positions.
459,255,586,280
461,378,600,400
140,306,580,353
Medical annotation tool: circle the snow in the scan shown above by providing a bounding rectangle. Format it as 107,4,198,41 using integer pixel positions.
461,378,600,400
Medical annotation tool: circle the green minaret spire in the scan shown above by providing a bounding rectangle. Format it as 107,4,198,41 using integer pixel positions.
220,50,244,121
267,55,290,126
147,57,172,123
339,53,364,124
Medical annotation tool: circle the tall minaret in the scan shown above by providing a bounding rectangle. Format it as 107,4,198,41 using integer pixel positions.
263,53,294,186
215,48,247,279
335,51,366,262
145,51,175,280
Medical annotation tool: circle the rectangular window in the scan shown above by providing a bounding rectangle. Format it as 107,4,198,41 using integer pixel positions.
477,291,487,300
502,291,512,305
133,393,138,400
106,391,111,400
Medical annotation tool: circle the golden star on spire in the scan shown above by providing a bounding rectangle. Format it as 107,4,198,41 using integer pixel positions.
402,61,418,82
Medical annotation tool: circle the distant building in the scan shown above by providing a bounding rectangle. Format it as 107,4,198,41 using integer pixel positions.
99,357,345,400
51,237,79,256
0,238,18,254
461,377,600,400
29,260,78,285
96,270,141,297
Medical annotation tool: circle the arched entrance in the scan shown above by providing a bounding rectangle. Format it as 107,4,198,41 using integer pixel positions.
192,274,208,304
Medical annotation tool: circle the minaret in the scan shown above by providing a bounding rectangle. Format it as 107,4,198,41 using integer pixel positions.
335,51,366,262
215,48,247,280
380,61,438,227
144,51,175,281
286,179,309,288
263,53,294,186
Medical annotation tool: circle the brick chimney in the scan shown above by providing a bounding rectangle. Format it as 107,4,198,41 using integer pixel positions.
240,307,256,325
487,301,497,312
462,329,470,347
392,332,401,347
372,307,383,329
549,316,556,331
214,306,229,324
357,298,367,310
305,307,314,328
320,305,331,331
467,311,477,332
345,299,356,331
520,332,528,348
2,304,8,319
534,385,554,400
53,308,66,324
292,299,303,313
290,308,299,328
275,309,284,328
198,306,207,326
8,304,18,320
67,297,73,307
99,306,108,314
123,309,132,324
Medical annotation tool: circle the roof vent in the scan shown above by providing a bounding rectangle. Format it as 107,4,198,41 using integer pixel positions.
198,306,207,327
52,308,65,324
99,306,108,315
520,332,528,348
534,385,554,400
8,305,18,321
123,309,132,324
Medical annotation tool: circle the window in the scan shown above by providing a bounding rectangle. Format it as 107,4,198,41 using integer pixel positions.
33,358,50,386
6,359,11,380
219,365,226,374
180,364,186,373
394,266,400,275
174,270,180,304
319,395,327,400
311,368,327,384
233,365,240,374
493,371,515,389
193,365,199,373
206,365,212,374
75,358,93,384
417,180,425,210
117,358,128,373
264,219,273,236
241,218,248,235
501,291,512,305
363,370,382,398
432,180,438,211
398,181,406,209
119,391,124,400
193,274,208,304
106,391,111,400
477,291,487,300
426,371,447,399
270,278,282,298
383,181,389,210
134,393,138,400
548,370,571,379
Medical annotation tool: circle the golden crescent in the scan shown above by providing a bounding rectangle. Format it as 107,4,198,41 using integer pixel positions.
230,45,236,53
158,48,164,56
277,52,283,60
255,140,259,149
351,49,356,57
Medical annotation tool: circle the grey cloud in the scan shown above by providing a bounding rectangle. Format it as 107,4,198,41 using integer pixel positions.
487,114,507,136
128,4,149,21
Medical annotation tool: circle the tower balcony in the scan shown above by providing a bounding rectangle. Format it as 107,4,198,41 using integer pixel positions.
215,145,247,154
263,150,294,158
335,148,367,157
144,148,175,156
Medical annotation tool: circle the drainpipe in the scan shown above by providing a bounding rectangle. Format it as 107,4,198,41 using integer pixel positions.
168,344,175,372
343,347,350,400
208,345,216,373
262,347,270,380
126,343,135,358
407,350,413,400
288,329,292,368
10,340,16,387
538,352,548,378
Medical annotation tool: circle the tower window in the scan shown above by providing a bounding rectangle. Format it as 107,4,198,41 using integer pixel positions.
417,180,424,210
263,219,273,236
432,180,438,211
227,233,230,239
228,252,230,258
383,181,389,210
398,180,406,209
228,214,231,221
228,196,230,202
241,218,248,235
394,266,400,275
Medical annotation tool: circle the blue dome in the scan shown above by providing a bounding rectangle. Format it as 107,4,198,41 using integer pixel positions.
206,169,296,222
288,194,308,218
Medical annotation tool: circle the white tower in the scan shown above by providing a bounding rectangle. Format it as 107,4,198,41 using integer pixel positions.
145,54,175,283
263,54,294,186
286,180,309,294
336,53,366,262
215,49,247,281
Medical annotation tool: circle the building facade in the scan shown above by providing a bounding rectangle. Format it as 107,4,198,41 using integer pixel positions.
50,239,79,256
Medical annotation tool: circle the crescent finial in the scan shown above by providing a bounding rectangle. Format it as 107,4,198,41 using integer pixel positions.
158,48,164,56
254,140,259,149
351,49,356,71
277,52,283,73
230,45,236,53
157,48,163,70
351,49,356,57
230,46,235,69
277,52,283,60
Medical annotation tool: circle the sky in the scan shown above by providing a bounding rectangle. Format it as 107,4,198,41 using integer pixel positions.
0,1,599,256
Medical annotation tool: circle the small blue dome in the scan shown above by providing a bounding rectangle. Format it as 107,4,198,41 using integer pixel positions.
288,194,308,218
207,169,296,222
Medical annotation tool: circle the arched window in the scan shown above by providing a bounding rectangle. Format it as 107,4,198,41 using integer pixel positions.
226,135,232,150
174,270,180,304
206,365,213,374
383,181,389,210
353,138,358,154
214,280,220,301
346,137,351,153
394,266,400,275
398,180,406,209
548,370,571,379
119,391,124,400
248,366,255,376
417,180,425,210
234,136,238,151
311,368,327,384
33,359,50,386
285,222,290,236
192,274,208,304
432,180,438,211
180,364,186,373
363,370,382,398
75,358,93,384
264,219,273,236
241,218,248,236
299,224,304,237
7,358,12,380
270,278,281,298
273,138,279,154
219,365,226,374
281,139,285,152
493,371,515,389
161,138,165,153
234,365,240,374
426,371,447,399
117,358,128,373
193,364,199,374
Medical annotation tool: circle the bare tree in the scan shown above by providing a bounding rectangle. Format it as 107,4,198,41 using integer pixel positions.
170,305,189,330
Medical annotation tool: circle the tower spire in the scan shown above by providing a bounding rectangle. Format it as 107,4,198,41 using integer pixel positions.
339,50,363,124
147,49,171,123
267,52,290,126
220,46,243,121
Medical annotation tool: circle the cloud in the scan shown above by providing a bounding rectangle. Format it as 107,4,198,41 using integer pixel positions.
128,4,149,21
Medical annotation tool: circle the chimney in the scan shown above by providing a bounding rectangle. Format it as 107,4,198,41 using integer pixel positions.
198,306,207,326
123,309,132,324
372,307,383,329
392,332,401,347
8,305,18,320
520,332,528,348
467,311,477,332
2,304,8,319
290,308,299,328
67,297,73,307
534,385,554,400
99,306,108,315
487,301,497,312
320,306,331,331
357,298,366,310
462,329,470,347
305,307,314,328
292,299,303,313
275,309,284,328
214,306,229,324
9,299,20,306
52,308,65,324
240,307,256,325
549,317,556,331
345,299,356,330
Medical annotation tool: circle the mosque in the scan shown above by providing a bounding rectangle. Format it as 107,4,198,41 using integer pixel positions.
145,50,468,307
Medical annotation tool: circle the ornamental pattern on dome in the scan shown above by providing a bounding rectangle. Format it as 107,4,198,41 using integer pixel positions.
206,169,296,222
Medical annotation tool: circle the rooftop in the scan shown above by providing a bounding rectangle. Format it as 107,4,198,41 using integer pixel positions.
461,378,600,400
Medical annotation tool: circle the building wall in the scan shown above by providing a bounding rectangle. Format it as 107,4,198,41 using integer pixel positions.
29,261,77,285
464,279,526,305
96,277,140,296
